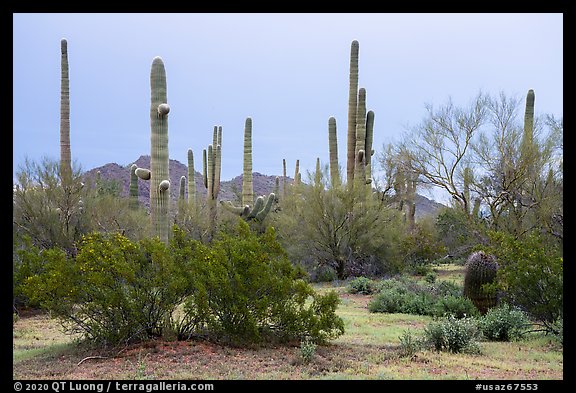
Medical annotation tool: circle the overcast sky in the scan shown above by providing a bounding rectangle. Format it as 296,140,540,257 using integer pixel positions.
13,13,563,202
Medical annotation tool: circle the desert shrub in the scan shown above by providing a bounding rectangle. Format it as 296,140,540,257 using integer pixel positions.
369,277,478,318
347,276,377,295
422,315,481,354
432,280,463,297
433,295,479,318
270,176,406,279
300,337,317,363
424,271,437,283
23,232,189,346
485,231,562,332
478,303,530,341
312,265,338,283
398,329,421,357
180,221,345,345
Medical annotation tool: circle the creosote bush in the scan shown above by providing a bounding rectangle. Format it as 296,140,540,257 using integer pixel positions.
422,315,481,354
347,276,378,295
23,222,344,347
478,303,529,341
368,277,479,318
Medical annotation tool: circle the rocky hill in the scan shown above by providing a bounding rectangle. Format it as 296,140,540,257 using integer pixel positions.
84,155,446,219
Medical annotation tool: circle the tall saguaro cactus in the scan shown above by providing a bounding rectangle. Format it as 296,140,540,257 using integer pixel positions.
242,118,254,207
365,110,375,183
328,117,340,189
221,117,275,223
346,40,359,185
60,38,72,185
134,57,171,243
187,148,196,208
202,126,223,236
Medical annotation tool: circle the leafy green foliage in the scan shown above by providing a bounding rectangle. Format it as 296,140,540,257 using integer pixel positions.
484,231,562,330
422,315,481,354
478,303,529,341
270,171,406,279
22,223,344,347
22,232,189,346
368,277,478,318
176,221,345,345
347,277,378,295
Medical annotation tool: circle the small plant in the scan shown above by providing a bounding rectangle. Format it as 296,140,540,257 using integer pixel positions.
424,271,437,284
478,303,530,341
422,315,481,354
13,313,19,325
300,337,317,363
433,295,479,319
398,329,420,358
347,276,377,295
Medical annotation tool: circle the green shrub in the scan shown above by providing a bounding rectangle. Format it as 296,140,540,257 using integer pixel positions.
398,329,421,357
433,295,479,318
313,265,338,283
424,271,437,284
432,280,463,297
478,303,529,341
423,315,481,354
300,337,317,363
23,232,191,346
485,231,562,331
180,221,345,345
347,277,377,295
369,277,475,319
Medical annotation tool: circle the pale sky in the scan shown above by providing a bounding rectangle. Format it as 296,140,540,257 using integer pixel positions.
13,13,563,202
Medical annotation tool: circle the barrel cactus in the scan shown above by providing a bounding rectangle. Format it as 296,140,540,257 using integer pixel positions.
463,251,499,314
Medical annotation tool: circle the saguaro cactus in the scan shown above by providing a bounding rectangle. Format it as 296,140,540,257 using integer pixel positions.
282,158,287,198
365,110,375,183
202,126,223,235
328,117,340,189
129,164,139,209
463,251,499,314
60,38,72,185
346,40,359,185
220,118,274,222
187,148,196,208
242,118,254,207
294,159,300,185
134,56,170,243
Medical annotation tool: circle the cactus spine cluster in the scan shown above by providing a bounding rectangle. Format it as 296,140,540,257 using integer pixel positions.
463,251,499,314
134,57,171,243
221,117,275,222
60,38,72,185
